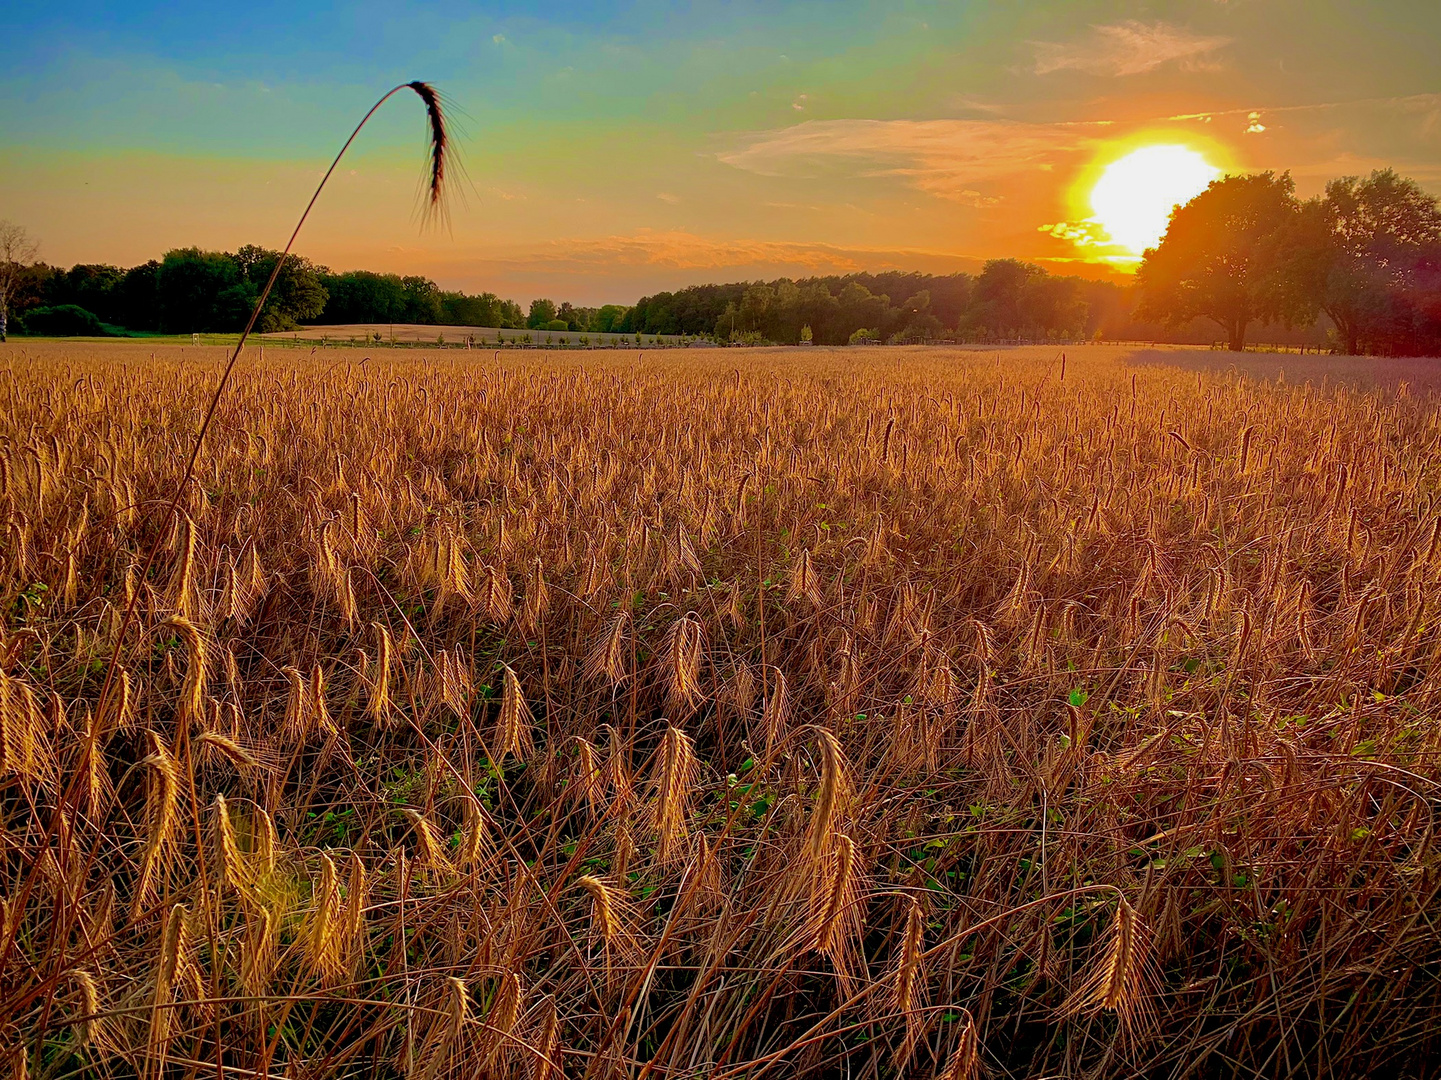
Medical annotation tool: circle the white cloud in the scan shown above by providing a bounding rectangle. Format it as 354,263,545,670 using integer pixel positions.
1033,21,1231,77
717,118,1097,200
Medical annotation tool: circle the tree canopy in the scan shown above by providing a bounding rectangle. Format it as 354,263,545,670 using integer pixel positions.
1281,170,1441,355
1136,173,1302,352
1139,168,1441,355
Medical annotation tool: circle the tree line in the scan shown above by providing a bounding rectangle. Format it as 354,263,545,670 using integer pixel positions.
1,166,1436,352
620,263,1126,345
0,246,530,337
1,240,1121,344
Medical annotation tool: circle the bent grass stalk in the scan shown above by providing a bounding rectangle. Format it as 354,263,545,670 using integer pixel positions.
83,81,450,802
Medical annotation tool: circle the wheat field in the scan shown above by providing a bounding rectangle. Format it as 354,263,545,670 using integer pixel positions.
2,340,1439,1079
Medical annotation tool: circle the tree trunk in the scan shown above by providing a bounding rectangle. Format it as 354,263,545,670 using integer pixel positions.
1228,320,1246,352
1325,308,1360,355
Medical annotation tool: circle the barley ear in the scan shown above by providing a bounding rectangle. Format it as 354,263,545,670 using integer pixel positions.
367,621,395,728
162,615,208,725
402,807,453,876
496,664,535,761
480,970,523,1069
213,794,249,896
69,968,108,1052
457,796,491,872
761,667,790,757
527,993,561,1080
648,723,699,862
940,1010,980,1080
303,853,344,984
805,726,850,863
146,904,189,1080
1060,893,1157,1035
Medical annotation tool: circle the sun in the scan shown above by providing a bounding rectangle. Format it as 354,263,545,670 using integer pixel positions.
1090,145,1221,255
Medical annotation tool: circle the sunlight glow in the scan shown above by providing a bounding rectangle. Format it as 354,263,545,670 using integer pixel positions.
1090,145,1221,255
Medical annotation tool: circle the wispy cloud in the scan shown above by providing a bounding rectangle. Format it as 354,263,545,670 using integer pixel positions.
433,230,988,282
1033,21,1231,77
717,118,1098,199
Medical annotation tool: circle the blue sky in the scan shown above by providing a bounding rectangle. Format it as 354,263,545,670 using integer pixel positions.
2,1,1438,304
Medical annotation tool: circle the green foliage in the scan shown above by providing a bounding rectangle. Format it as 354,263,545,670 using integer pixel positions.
20,304,112,337
1277,169,1441,355
156,247,242,333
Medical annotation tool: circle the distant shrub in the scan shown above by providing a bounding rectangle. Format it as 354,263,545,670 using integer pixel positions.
545,320,568,332
22,305,112,337
887,325,929,345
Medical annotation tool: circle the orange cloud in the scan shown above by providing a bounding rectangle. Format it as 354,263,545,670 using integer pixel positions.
468,229,986,274
716,118,1099,200
405,229,993,300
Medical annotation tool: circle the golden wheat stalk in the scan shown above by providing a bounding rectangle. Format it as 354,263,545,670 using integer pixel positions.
585,609,631,685
132,731,181,920
576,874,639,971
762,666,790,756
662,615,706,712
145,903,189,1080
402,807,454,876
647,723,699,862
69,968,107,1052
572,737,606,814
303,853,344,984
213,793,249,896
809,833,865,991
457,796,491,871
478,970,523,1069
1060,893,1157,1034
786,548,824,607
0,665,46,780
84,80,451,813
341,850,370,974
890,897,927,1067
527,993,561,1080
196,730,262,773
940,1010,980,1080
241,904,278,998
496,664,535,761
805,727,850,863
367,621,395,727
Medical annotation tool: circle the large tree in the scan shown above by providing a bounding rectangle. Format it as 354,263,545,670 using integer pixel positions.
231,245,329,332
321,270,407,324
1137,172,1301,352
1281,170,1441,355
0,221,40,342
156,248,241,333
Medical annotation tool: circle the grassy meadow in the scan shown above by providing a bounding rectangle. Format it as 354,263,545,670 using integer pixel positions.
2,340,1440,1078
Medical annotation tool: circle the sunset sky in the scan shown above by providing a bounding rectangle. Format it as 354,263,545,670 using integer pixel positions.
2,1,1438,305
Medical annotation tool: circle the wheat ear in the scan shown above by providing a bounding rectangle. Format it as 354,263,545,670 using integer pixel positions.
649,723,699,862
